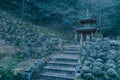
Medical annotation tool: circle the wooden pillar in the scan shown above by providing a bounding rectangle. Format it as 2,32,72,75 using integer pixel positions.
91,32,94,39
80,33,83,45
74,30,77,43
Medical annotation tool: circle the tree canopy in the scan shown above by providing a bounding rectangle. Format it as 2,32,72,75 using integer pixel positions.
0,0,120,38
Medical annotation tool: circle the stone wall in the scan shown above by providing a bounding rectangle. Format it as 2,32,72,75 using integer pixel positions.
16,58,48,80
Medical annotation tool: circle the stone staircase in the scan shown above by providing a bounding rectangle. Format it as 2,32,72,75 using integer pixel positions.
40,45,80,80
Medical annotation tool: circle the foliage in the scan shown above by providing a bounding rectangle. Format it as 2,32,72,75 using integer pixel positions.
0,0,120,38
0,59,17,80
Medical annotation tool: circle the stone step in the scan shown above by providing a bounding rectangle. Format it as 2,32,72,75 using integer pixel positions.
64,45,79,48
43,65,75,74
53,54,78,59
47,60,77,67
52,54,78,62
63,47,79,51
41,72,75,80
62,51,80,54
40,44,79,80
43,68,75,75
52,57,78,62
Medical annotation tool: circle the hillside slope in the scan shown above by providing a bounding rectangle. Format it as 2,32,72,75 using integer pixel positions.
0,0,120,38
0,9,58,59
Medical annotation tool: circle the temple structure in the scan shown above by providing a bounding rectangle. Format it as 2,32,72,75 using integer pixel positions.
74,10,99,44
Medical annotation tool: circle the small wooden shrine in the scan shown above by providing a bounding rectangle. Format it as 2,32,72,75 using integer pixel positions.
74,12,99,44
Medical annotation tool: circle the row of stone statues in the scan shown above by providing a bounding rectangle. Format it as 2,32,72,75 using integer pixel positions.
76,38,120,80
0,10,62,59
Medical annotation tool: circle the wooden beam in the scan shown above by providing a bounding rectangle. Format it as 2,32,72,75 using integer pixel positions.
74,30,77,43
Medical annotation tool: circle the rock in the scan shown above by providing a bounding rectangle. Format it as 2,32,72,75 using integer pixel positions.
107,60,115,64
90,52,97,58
84,60,91,66
105,63,116,70
106,68,118,77
97,52,104,58
118,60,120,64
81,72,93,80
100,52,109,61
87,57,94,62
93,62,104,69
82,66,91,73
92,67,104,77
96,58,104,63
81,50,88,56
110,41,120,50
106,68,120,80
101,44,110,52
95,45,101,51
107,54,115,60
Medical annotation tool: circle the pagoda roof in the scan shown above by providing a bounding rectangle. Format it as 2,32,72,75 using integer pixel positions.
79,17,96,24
74,26,99,33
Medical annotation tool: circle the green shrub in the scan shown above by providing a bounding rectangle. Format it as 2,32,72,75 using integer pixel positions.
0,61,17,80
